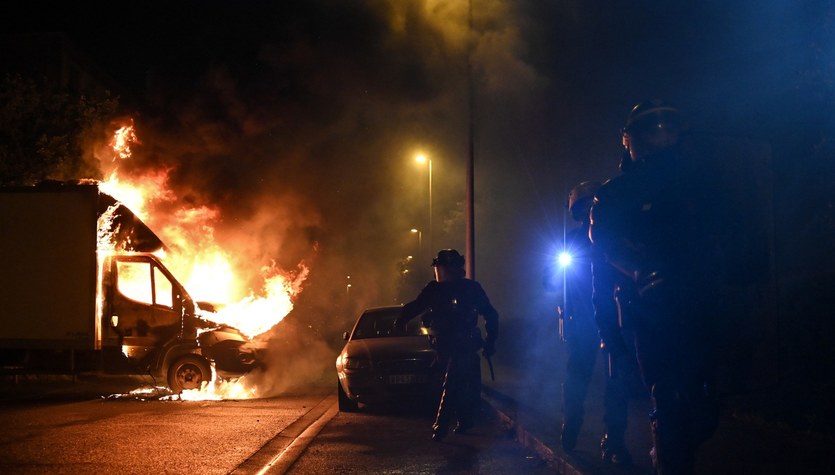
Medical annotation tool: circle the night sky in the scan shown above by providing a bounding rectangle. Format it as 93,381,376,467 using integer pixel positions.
11,1,833,356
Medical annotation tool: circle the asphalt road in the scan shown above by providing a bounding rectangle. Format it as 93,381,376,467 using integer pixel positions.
0,375,552,475
286,401,552,475
0,391,326,474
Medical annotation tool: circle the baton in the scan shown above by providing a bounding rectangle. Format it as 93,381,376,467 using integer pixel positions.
486,354,495,381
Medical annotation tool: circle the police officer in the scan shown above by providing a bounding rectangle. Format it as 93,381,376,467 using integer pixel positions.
397,249,499,441
547,181,637,464
590,100,720,474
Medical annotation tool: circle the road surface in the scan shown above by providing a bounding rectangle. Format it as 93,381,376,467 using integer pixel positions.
0,375,550,474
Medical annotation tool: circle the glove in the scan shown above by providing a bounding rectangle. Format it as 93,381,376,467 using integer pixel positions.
482,340,495,358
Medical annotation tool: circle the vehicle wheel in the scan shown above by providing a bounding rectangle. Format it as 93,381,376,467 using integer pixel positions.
167,354,212,393
337,380,358,412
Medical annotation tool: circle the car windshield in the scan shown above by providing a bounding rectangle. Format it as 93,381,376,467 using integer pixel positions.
350,307,428,340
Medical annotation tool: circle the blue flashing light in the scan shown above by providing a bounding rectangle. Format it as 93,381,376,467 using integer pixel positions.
558,251,572,268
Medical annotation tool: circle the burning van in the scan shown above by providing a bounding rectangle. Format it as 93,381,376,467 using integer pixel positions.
0,182,264,392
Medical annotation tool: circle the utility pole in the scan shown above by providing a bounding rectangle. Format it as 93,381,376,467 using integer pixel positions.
466,0,476,280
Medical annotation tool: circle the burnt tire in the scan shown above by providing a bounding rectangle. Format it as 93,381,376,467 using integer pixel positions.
337,380,358,412
167,354,212,393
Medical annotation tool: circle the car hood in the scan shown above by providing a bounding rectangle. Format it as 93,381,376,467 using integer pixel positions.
343,336,434,360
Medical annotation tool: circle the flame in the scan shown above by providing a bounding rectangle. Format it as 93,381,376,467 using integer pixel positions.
98,168,173,221
99,161,306,336
175,372,259,401
98,119,310,400
210,263,310,338
111,119,139,160
96,204,120,251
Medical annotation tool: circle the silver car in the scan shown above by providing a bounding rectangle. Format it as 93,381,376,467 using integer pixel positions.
336,305,443,412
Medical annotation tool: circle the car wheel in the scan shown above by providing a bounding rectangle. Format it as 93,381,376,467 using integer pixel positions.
337,380,358,412
167,354,212,393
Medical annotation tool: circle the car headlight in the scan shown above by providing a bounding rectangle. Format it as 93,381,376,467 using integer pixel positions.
342,355,371,370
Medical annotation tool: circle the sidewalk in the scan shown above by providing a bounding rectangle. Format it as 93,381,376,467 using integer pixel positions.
480,357,835,474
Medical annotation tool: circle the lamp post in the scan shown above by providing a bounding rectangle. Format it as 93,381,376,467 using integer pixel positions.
466,0,475,279
410,228,422,255
415,154,432,253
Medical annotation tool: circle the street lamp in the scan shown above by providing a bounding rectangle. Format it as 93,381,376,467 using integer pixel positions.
415,154,432,252
410,228,422,254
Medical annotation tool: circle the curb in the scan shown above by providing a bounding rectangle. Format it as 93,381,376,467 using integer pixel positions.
482,386,587,475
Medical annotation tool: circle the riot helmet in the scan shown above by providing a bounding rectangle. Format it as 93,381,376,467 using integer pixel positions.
567,181,601,222
431,249,465,282
621,100,685,162
431,249,465,268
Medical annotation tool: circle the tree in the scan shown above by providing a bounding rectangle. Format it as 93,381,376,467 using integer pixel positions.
0,73,119,185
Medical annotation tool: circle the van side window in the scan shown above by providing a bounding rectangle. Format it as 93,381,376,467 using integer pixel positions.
116,261,152,304
154,267,173,308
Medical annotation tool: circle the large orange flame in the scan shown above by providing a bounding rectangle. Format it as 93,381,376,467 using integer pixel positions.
99,121,309,399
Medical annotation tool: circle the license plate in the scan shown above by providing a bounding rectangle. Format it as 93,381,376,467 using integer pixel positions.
388,374,426,384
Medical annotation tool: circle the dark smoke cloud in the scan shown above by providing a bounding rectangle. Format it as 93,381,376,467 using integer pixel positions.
55,0,835,383
51,3,492,373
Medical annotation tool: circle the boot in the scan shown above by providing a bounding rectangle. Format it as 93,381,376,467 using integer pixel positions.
432,423,448,441
600,433,633,465
453,420,474,434
432,410,451,441
560,417,581,452
432,395,452,441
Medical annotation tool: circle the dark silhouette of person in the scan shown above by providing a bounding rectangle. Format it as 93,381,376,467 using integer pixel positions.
546,180,641,465
590,100,721,474
397,249,499,441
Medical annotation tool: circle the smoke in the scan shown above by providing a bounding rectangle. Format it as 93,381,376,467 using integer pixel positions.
240,318,335,398
79,2,535,333
65,0,834,395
